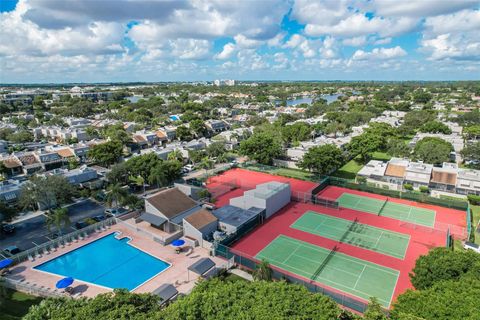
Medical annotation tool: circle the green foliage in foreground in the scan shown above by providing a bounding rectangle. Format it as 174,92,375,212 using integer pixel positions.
391,275,480,320
409,247,480,290
24,289,162,320
161,279,342,320
23,280,344,320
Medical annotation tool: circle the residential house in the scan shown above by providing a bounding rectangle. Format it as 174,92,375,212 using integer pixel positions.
141,188,202,233
182,209,218,246
404,162,433,189
430,163,458,192
0,179,25,204
456,169,480,196
205,120,229,133
384,158,409,186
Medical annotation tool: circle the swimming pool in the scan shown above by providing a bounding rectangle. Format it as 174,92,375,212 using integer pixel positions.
34,233,170,290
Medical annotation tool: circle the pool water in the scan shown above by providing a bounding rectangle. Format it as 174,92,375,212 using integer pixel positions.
34,233,170,290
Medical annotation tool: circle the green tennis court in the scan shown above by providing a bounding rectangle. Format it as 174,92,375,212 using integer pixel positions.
337,193,436,227
291,211,410,259
256,235,399,308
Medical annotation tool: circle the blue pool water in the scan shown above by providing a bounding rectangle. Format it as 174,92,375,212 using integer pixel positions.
35,233,170,290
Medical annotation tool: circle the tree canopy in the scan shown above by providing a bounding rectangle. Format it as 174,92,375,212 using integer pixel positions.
239,132,282,165
299,144,344,174
413,137,453,165
88,141,123,167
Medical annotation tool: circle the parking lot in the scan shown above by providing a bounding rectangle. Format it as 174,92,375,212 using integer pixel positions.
0,199,106,254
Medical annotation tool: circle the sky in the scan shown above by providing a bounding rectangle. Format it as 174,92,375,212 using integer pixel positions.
0,0,479,83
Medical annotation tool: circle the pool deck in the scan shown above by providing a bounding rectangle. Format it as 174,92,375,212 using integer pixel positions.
5,224,225,298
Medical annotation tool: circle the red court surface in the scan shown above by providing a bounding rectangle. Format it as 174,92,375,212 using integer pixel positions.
207,168,467,308
318,186,467,238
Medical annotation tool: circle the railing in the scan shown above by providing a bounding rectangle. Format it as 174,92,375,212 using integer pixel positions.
6,217,117,265
1,277,68,298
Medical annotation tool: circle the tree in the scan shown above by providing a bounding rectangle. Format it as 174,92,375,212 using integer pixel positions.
386,138,411,158
253,259,272,281
299,145,344,174
239,133,282,165
88,141,123,167
199,156,214,177
24,289,162,320
0,162,7,179
106,163,129,185
463,125,480,140
420,121,452,134
105,183,128,208
167,149,184,163
347,132,386,162
363,298,387,320
45,208,70,236
190,119,207,137
461,142,480,168
161,278,342,320
409,247,480,290
391,275,480,320
413,137,453,165
412,90,432,104
176,125,193,141
281,122,312,143
206,142,226,158
20,175,75,210
102,124,131,145
0,201,16,226
6,130,33,143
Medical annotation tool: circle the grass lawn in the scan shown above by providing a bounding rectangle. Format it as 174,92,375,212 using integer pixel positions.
331,157,364,180
0,289,43,320
222,273,248,282
371,151,392,161
245,164,315,181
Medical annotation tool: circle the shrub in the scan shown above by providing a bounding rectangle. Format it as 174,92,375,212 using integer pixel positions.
404,183,413,191
467,194,480,205
419,186,429,193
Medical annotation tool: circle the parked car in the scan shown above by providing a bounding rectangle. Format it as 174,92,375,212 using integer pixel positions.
3,245,21,256
1,223,15,234
74,220,89,230
92,215,107,222
104,207,128,217
183,164,195,172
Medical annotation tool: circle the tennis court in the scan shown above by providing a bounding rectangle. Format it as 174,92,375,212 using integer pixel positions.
291,211,410,259
256,235,399,308
337,193,436,227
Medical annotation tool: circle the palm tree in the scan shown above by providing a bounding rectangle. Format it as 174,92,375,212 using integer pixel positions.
106,183,128,208
167,149,184,163
129,175,145,194
253,259,272,281
45,208,70,236
148,165,168,188
199,157,214,178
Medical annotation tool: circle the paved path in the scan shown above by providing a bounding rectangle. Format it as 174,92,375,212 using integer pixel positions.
229,268,253,281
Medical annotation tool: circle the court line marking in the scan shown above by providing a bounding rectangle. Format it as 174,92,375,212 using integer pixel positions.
257,242,395,306
353,265,367,289
291,212,410,258
277,235,399,276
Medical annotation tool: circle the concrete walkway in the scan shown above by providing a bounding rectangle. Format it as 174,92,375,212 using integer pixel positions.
229,268,253,281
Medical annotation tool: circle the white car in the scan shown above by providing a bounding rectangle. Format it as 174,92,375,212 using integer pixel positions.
464,242,480,253
183,164,195,172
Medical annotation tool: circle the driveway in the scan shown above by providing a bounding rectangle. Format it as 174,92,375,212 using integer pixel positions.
0,199,105,253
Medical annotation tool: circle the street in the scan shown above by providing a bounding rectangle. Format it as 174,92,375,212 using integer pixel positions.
0,199,106,253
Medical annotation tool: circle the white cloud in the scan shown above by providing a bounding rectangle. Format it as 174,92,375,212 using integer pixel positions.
215,43,236,60
370,0,478,18
420,9,480,60
343,36,367,47
351,46,407,60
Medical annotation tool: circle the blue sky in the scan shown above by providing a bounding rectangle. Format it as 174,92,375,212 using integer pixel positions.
0,0,479,83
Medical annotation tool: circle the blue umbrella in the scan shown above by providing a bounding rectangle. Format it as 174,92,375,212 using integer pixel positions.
171,239,185,247
0,259,13,269
56,277,74,289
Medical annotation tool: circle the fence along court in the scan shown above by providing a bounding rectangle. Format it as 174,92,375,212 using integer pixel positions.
255,235,399,308
291,211,410,259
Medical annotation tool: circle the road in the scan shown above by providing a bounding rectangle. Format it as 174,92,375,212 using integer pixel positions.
0,199,106,253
